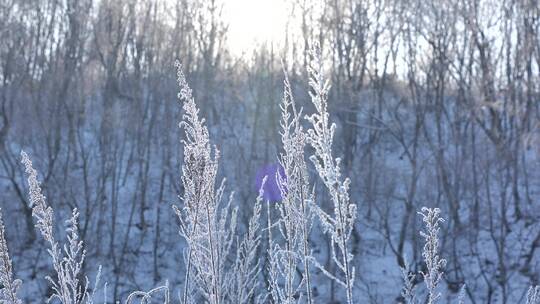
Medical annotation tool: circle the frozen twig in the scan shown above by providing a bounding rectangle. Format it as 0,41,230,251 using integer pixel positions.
457,284,466,304
400,260,417,304
279,69,315,303
231,179,264,303
527,286,540,304
21,151,98,304
125,282,170,304
173,61,237,304
418,207,446,304
0,209,22,304
305,43,357,304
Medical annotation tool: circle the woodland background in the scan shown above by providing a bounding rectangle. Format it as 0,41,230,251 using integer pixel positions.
0,0,539,302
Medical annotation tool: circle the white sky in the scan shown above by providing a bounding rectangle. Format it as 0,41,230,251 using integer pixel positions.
222,0,292,56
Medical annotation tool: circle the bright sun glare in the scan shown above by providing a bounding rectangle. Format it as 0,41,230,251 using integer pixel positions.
223,0,291,56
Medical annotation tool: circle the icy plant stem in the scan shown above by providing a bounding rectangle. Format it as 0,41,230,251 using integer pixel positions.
285,215,294,303
233,185,263,303
174,61,236,304
305,44,356,304
300,188,313,304
419,207,446,304
527,286,540,304
338,199,354,304
0,209,22,304
181,170,206,304
205,205,219,304
331,183,354,304
182,243,192,304
21,151,94,304
400,260,417,304
182,204,200,304
279,71,315,303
